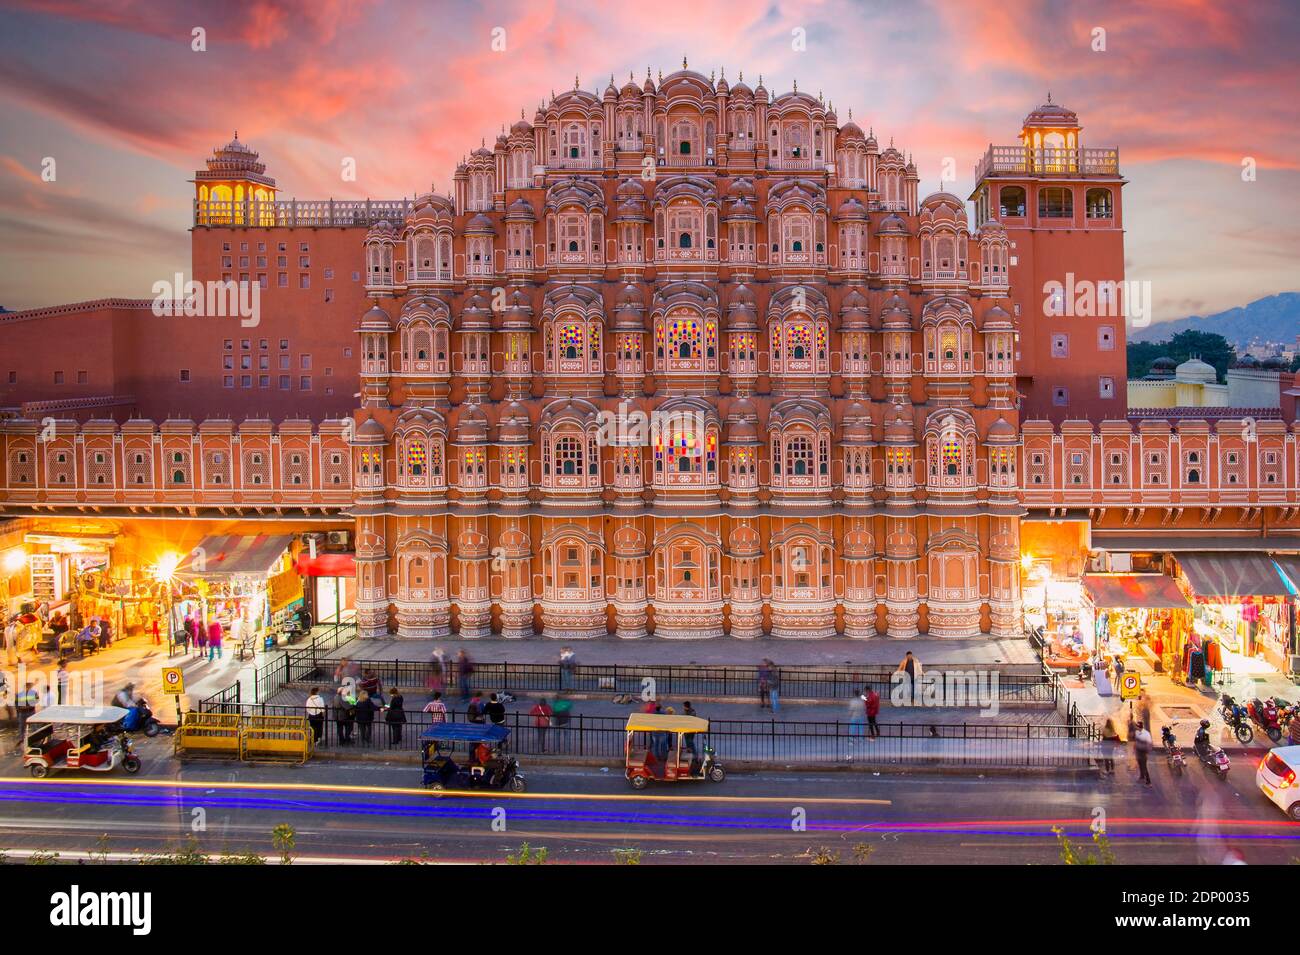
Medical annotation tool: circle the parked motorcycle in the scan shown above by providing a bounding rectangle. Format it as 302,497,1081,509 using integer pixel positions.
1160,725,1185,776
1193,719,1230,781
1219,694,1255,744
1247,697,1283,743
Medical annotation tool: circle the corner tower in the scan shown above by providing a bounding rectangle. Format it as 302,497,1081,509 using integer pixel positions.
970,98,1126,423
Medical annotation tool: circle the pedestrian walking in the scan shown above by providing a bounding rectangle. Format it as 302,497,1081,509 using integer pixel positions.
207,619,223,661
530,697,554,753
385,687,407,747
56,659,69,705
849,689,867,737
865,686,882,738
897,651,922,705
333,657,357,684
359,668,384,707
1099,715,1120,776
335,686,356,744
768,661,781,715
305,687,326,743
427,658,444,696
5,617,18,666
192,616,207,657
355,690,377,745
484,692,507,727
423,691,448,723
558,646,577,691
14,681,38,754
98,616,112,650
150,617,161,646
757,659,772,710
683,701,699,755
465,690,486,723
1134,721,1153,785
456,651,475,700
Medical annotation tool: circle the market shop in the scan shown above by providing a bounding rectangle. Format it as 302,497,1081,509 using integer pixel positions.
1175,552,1294,680
1081,573,1193,677
173,534,300,651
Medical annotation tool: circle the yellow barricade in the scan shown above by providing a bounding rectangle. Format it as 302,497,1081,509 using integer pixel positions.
174,712,242,760
239,714,314,764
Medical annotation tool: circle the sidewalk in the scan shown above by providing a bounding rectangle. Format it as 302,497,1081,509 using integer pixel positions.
324,636,1041,670
2,628,310,715
1064,655,1298,752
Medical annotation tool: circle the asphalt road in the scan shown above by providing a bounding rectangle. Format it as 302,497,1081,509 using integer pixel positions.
0,742,1293,864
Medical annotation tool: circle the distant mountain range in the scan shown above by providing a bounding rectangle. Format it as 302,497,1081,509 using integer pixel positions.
1129,292,1300,348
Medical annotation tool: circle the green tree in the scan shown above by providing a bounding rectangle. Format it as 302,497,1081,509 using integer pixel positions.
504,842,548,864
1127,330,1236,382
272,824,296,865
1054,826,1117,865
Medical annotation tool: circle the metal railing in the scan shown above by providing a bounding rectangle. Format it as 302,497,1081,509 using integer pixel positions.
199,682,242,713
277,657,1058,708
975,145,1119,180
253,620,357,703
193,198,414,228
194,701,1098,767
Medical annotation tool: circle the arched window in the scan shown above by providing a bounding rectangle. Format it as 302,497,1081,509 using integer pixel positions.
999,186,1026,217
1085,188,1113,219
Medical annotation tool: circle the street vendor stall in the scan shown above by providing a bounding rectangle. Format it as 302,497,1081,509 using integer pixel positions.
174,534,297,653
1176,552,1292,680
1082,573,1192,677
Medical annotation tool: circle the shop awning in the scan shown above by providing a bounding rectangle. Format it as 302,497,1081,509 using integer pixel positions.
1271,555,1300,596
294,552,356,577
1177,552,1292,599
176,534,293,578
1082,574,1191,609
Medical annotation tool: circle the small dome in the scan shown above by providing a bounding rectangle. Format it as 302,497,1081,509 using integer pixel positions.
835,196,869,220
465,212,496,234
505,196,535,220
838,120,865,141
885,413,914,442
987,417,1015,439
360,304,392,330
357,417,386,438
1175,357,1217,384
877,213,909,235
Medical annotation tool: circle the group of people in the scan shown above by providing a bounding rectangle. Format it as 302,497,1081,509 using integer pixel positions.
179,613,226,661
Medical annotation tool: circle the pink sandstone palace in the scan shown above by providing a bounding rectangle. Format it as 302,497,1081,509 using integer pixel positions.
2,65,1298,644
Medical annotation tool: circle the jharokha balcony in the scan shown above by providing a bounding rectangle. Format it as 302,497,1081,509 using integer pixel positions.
974,145,1120,181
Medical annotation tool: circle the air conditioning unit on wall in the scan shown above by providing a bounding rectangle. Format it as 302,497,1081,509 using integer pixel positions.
326,531,350,548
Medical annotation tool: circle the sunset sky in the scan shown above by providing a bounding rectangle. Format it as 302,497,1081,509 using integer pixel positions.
0,0,1296,330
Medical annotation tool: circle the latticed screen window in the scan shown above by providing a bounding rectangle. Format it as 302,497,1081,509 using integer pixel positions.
407,442,426,476
942,438,962,475
941,331,958,360
554,436,583,475
560,323,583,359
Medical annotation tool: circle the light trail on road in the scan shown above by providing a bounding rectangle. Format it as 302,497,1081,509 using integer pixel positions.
0,778,1295,845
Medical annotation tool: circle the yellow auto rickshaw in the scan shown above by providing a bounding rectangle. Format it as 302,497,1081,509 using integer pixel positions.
624,713,724,789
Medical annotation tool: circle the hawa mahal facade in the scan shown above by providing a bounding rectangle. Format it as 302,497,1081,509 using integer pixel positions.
2,66,1298,640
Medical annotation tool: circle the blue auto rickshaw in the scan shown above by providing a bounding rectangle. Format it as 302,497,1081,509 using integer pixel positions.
420,722,526,792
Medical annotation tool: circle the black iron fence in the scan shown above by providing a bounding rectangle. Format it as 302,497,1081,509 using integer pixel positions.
280,657,1059,708
199,682,242,712
196,700,1099,769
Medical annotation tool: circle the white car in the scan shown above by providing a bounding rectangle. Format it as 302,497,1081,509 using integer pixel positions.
1256,745,1300,819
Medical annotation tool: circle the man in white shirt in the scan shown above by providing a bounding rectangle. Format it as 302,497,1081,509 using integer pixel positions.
1133,721,1153,786
304,687,326,743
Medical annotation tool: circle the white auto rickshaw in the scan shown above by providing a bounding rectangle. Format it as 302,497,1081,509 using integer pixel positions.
22,705,141,778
